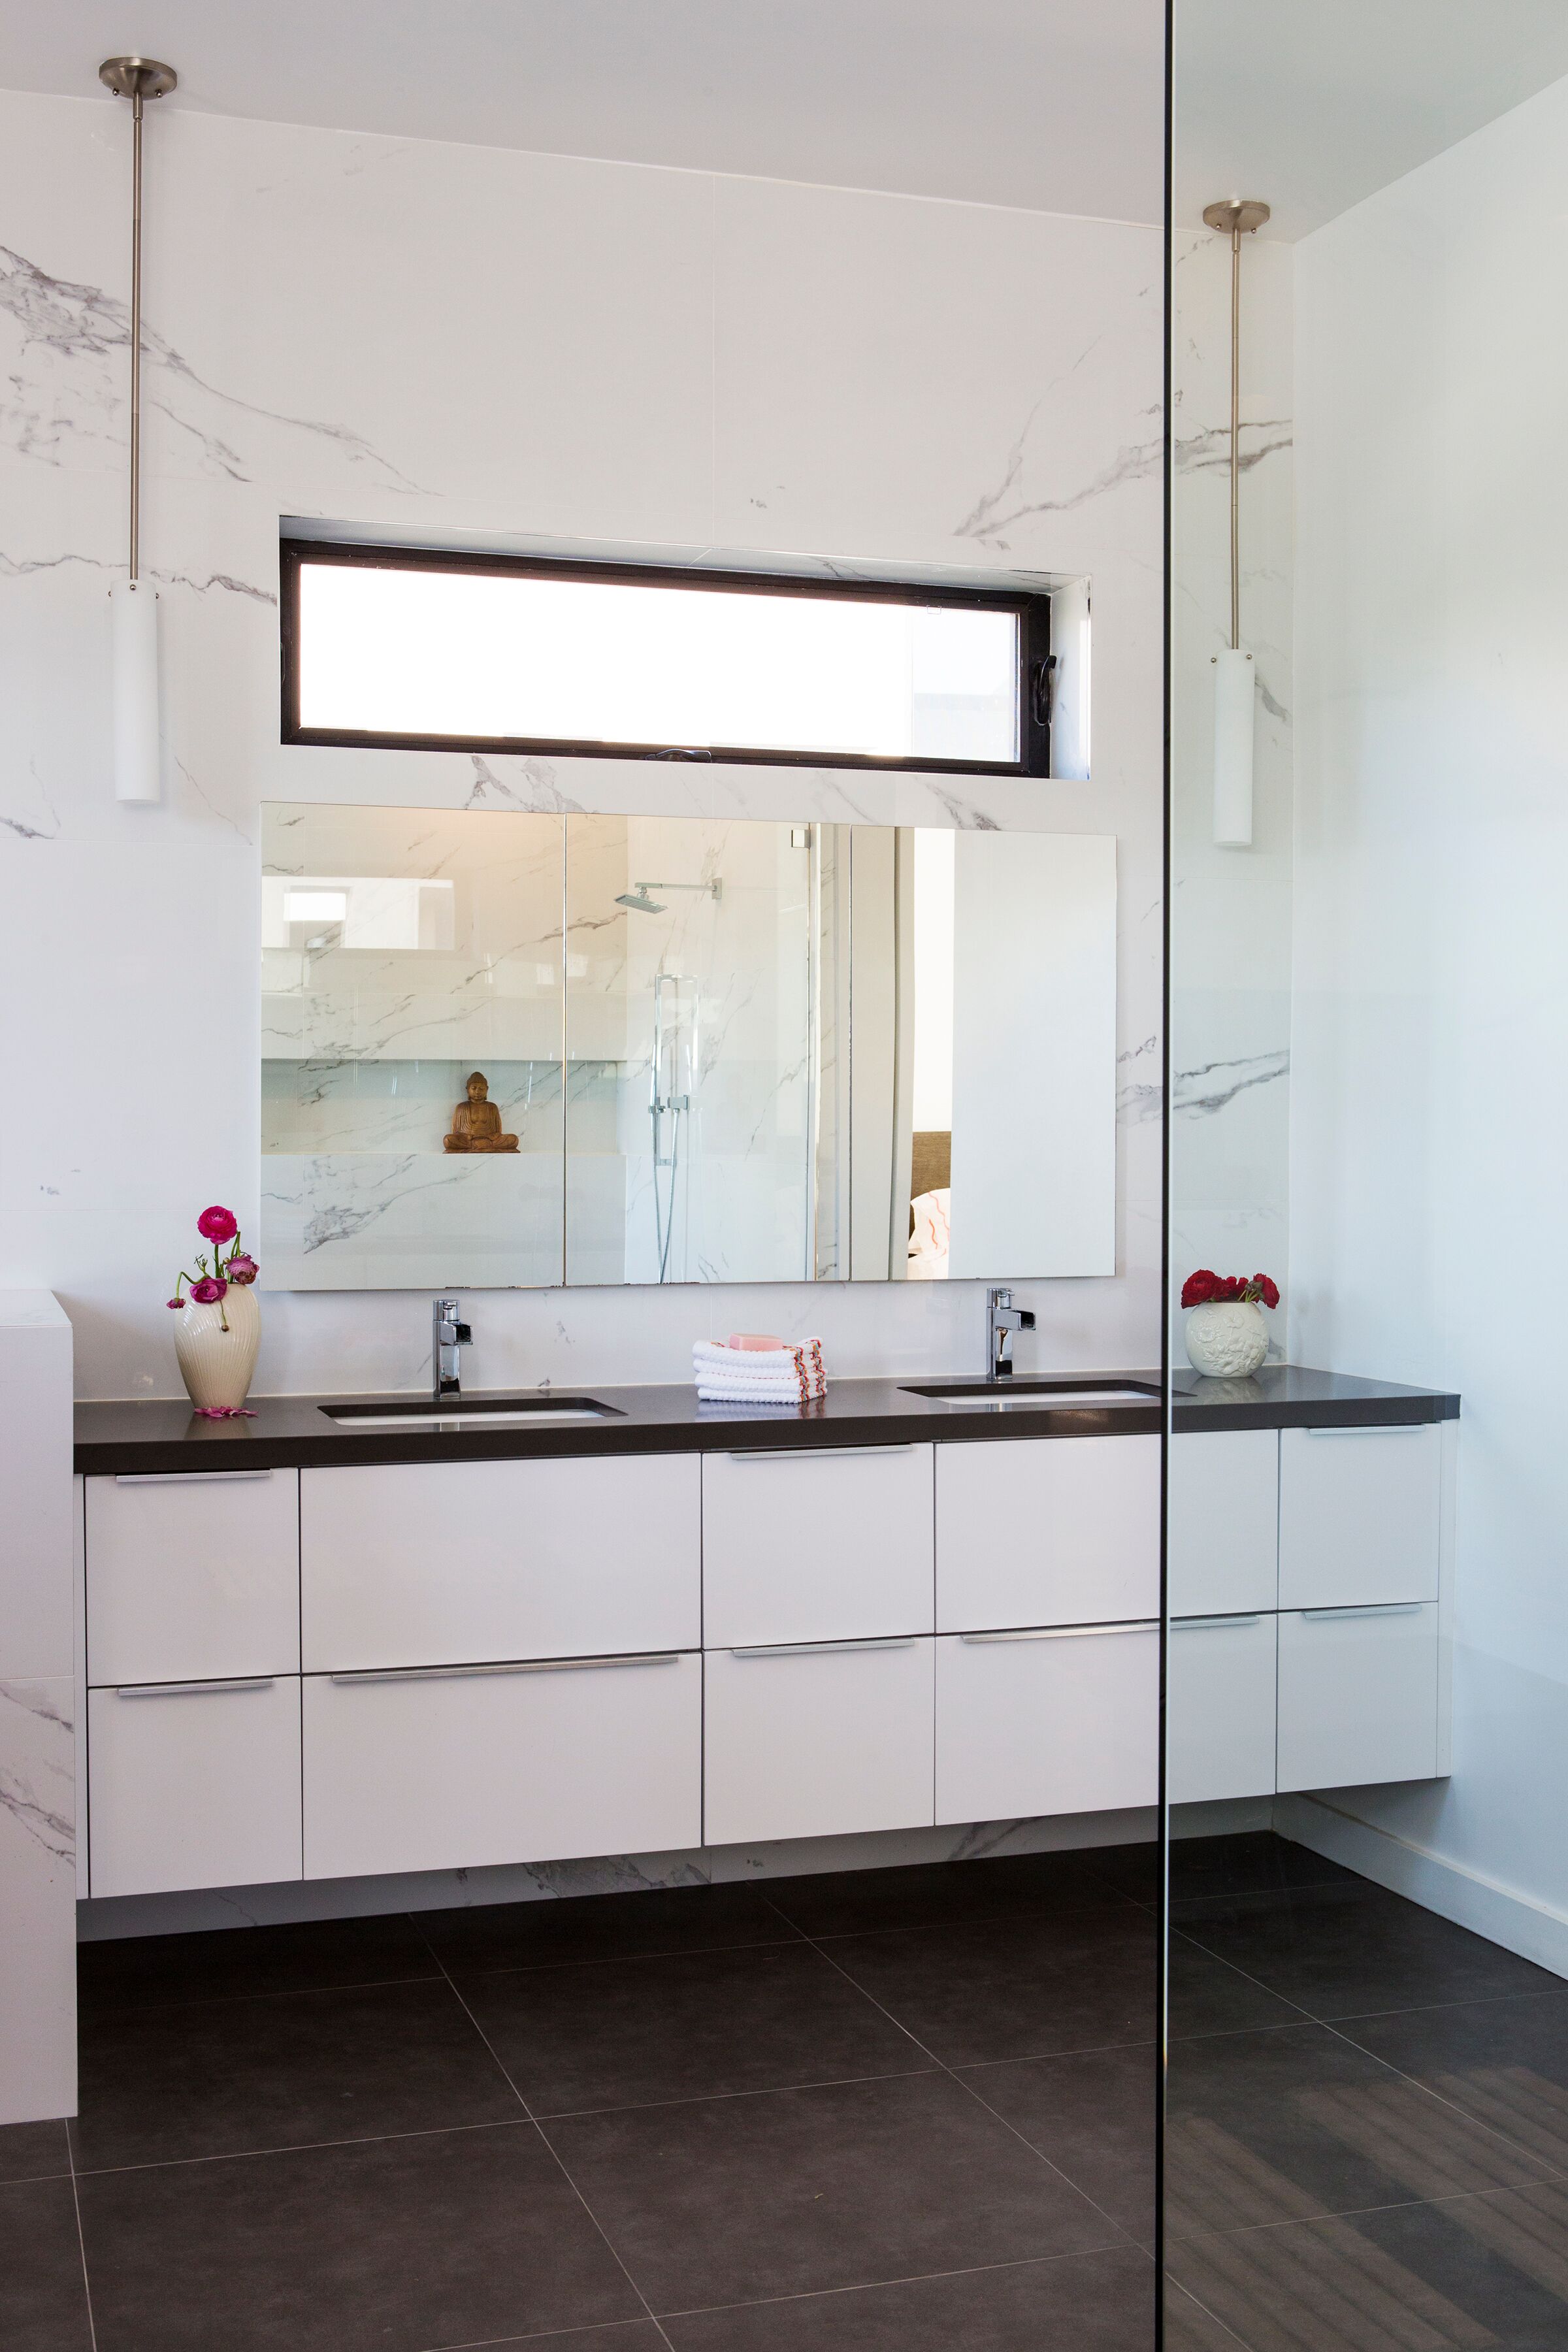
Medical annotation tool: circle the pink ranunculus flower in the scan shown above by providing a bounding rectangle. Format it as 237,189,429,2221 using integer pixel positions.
225,1254,259,1284
189,1276,227,1305
197,1205,239,1244
167,1296,183,1309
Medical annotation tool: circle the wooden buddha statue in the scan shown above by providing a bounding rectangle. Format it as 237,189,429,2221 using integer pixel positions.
443,1071,518,1152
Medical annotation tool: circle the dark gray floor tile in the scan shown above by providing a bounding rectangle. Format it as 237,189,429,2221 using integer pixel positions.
73,1976,517,2170
417,1882,800,1978
957,2040,1158,2236
1168,1935,1309,2042
1164,2281,1253,2350
465,1940,928,2117
77,1914,438,2013
543,2067,1124,2313
1175,1883,1556,2023
1166,2178,1568,2350
661,2246,1155,2349
1341,1990,1568,2178
823,1906,1292,2066
1164,2022,1546,2240
1082,1833,1355,1910
0,2116,71,2183
0,2176,93,2351
76,2121,643,2351
763,1850,1136,1939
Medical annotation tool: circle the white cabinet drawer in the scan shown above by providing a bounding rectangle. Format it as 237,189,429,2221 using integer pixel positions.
1168,1614,1278,1804
1168,1431,1279,1616
703,1637,934,1846
936,1436,1160,1632
301,1454,700,1671
702,1445,934,1648
1277,1604,1439,1791
88,1676,302,1897
934,1623,1158,1823
1279,1425,1441,1608
86,1471,300,1686
302,1650,701,1880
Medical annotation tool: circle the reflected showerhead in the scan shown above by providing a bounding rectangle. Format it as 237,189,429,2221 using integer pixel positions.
615,886,667,915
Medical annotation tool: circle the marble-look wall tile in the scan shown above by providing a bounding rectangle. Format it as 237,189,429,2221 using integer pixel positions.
0,1676,75,2123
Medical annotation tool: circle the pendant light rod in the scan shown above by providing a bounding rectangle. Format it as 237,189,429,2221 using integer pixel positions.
99,57,177,582
1201,199,1269,652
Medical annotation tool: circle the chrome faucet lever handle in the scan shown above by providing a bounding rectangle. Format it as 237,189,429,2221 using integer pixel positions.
432,1296,472,1399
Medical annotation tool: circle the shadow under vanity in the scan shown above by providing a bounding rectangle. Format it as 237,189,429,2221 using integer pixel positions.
73,1366,1458,1906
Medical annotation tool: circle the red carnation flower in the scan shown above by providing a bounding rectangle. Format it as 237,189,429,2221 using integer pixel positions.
1181,1270,1218,1308
1211,1275,1242,1302
197,1205,238,1244
1253,1274,1281,1311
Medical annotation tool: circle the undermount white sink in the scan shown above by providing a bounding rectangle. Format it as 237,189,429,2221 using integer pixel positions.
323,1397,617,1430
902,1379,1160,1411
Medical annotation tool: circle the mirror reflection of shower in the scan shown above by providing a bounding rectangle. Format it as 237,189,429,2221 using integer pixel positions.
616,877,723,1282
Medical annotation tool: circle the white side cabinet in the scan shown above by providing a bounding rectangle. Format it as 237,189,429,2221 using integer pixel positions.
1277,1603,1439,1789
88,1676,302,1897
1167,1614,1278,1803
303,1650,702,1880
86,1470,300,1684
936,1435,1160,1631
1168,1430,1278,1616
935,1622,1158,1823
702,1444,934,1648
704,1637,935,1846
1279,1426,1442,1609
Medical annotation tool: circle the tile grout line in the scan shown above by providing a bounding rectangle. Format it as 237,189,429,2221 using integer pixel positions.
755,1889,1146,2255
65,2102,100,2351
405,1913,681,2352
645,2240,1158,2326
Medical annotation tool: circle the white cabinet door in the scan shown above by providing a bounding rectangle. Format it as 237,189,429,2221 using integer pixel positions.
1277,1604,1439,1790
934,1623,1158,1823
86,1471,300,1686
88,1676,302,1897
1168,1431,1279,1616
302,1650,701,1880
702,1445,934,1648
1278,1425,1442,1609
301,1454,700,1671
1168,1614,1279,1804
936,1436,1160,1632
704,1637,934,1845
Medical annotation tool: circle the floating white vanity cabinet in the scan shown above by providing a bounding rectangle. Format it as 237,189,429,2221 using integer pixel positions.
701,1443,934,1648
86,1469,301,1684
935,1622,1158,1823
301,1454,700,1669
1168,1429,1279,1616
935,1435,1160,1631
88,1676,302,1897
303,1651,702,1880
704,1637,935,1846
1278,1425,1442,1609
1166,1614,1279,1804
1277,1603,1440,1789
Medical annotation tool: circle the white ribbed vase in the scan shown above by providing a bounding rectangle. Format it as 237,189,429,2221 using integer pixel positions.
1184,1299,1268,1378
173,1284,261,1410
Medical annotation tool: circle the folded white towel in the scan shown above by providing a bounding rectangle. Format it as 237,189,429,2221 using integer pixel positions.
693,1335,826,1403
697,1386,809,1405
693,1340,809,1375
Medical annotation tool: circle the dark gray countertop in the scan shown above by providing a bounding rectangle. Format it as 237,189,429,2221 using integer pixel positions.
73,1364,1459,1476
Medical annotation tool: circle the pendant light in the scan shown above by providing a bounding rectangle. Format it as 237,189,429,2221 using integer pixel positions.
100,55,178,804
1202,197,1269,848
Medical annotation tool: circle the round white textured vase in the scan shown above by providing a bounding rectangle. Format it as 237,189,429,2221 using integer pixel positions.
173,1284,261,1410
1184,1299,1268,1378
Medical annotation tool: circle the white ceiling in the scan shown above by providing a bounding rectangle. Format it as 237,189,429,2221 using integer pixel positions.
4,1,1567,237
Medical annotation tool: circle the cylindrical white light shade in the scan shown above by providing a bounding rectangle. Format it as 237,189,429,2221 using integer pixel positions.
111,578,161,803
1213,644,1255,847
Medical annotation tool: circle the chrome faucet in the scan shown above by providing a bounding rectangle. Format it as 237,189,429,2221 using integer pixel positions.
432,1296,472,1399
987,1286,1036,1379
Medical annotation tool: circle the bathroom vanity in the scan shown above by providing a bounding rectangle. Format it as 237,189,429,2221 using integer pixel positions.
71,1367,1458,1903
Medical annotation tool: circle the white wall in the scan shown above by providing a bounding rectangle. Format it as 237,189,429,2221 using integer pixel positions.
1168,227,1295,1357
0,90,1164,1399
1290,74,1568,1960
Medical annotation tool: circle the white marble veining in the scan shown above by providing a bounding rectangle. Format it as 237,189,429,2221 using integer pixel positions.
0,90,1162,1396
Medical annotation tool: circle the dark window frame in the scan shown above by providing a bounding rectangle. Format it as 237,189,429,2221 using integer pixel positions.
279,538,1053,778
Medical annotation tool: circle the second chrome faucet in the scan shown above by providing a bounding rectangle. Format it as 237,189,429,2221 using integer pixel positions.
432,1296,472,1399
987,1286,1036,1379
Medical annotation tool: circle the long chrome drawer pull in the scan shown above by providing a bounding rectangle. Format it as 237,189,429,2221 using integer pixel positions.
960,1620,1158,1644
1304,1424,1428,1437
728,1637,917,1659
725,1445,919,1462
116,1677,276,1698
1300,1603,1426,1621
114,1469,274,1484
328,1654,681,1686
1173,1615,1263,1631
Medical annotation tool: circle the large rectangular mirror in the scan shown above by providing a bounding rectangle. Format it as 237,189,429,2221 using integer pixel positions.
261,806,1115,1289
